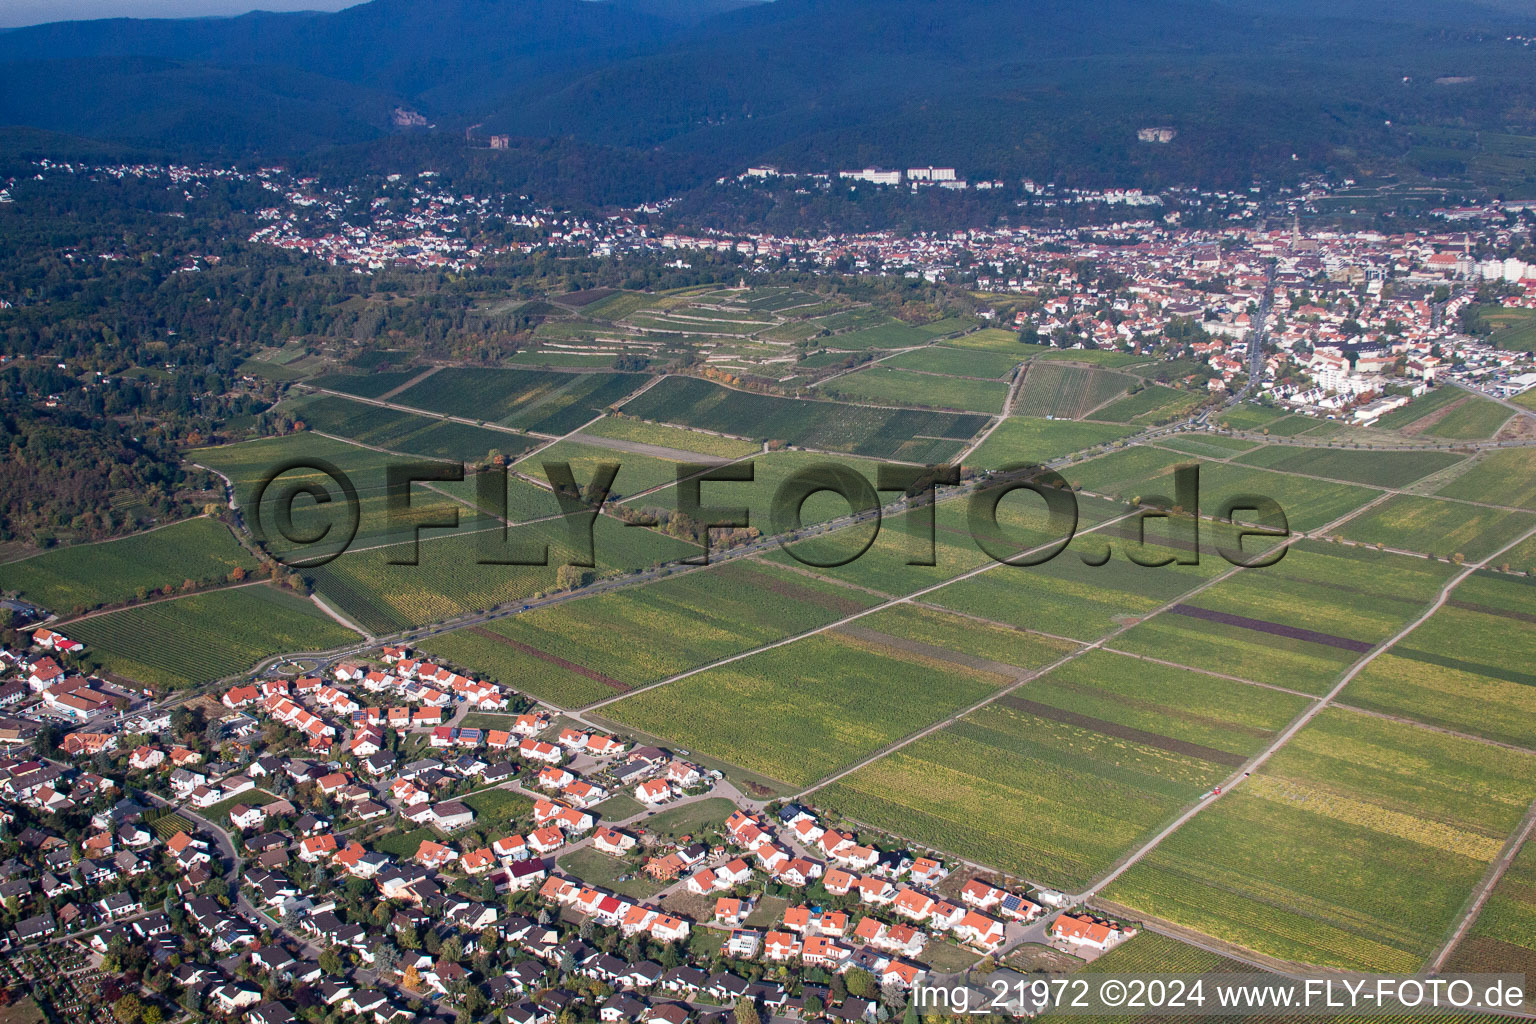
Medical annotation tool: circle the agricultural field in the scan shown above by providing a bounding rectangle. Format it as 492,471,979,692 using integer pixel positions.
577,416,760,459
602,620,1068,787
290,393,534,461
518,438,683,500
1014,363,1133,420
632,448,893,537
193,432,501,558
1442,838,1536,976
1030,347,1151,368
1437,448,1536,510
1090,384,1203,425
419,559,881,708
1071,930,1255,976
949,328,1036,352
825,365,1008,413
1149,432,1263,459
0,516,255,614
1232,445,1465,489
1421,395,1512,440
923,531,1229,644
622,375,989,462
1060,444,1193,499
304,514,697,635
1214,403,1290,431
1342,570,1536,747
823,321,942,350
70,584,360,689
882,346,1022,379
760,486,1124,599
310,368,423,398
965,416,1136,470
1102,709,1536,972
1337,494,1535,561
1476,304,1536,353
815,650,1304,889
1135,461,1381,533
393,368,644,435
1114,541,1456,694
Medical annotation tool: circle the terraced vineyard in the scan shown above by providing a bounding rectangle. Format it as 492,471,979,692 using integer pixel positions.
70,584,360,688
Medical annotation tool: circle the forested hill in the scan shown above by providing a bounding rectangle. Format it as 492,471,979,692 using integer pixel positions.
0,0,1534,198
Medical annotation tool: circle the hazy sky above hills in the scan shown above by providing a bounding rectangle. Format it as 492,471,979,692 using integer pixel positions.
0,0,353,27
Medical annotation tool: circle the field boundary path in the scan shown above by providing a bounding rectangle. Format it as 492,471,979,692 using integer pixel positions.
1083,519,1536,906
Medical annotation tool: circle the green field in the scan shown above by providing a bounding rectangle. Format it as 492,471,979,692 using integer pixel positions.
292,393,534,461
192,432,500,558
882,346,1022,379
1060,445,1193,499
924,531,1230,643
1152,433,1263,459
1030,347,1149,368
1014,363,1133,420
965,417,1136,470
0,517,255,614
393,368,644,435
577,416,760,458
622,375,989,462
70,584,360,689
1137,462,1381,533
1215,403,1290,431
1091,384,1203,425
310,368,423,398
948,329,1037,352
1103,709,1536,972
827,365,1008,413
1437,448,1536,510
824,321,943,350
1422,395,1512,440
1443,838,1536,976
1232,445,1465,489
557,845,665,899
1115,541,1456,694
1475,304,1536,353
604,610,1076,787
420,559,881,708
1343,571,1536,747
304,514,697,635
1337,494,1535,561
817,651,1306,889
